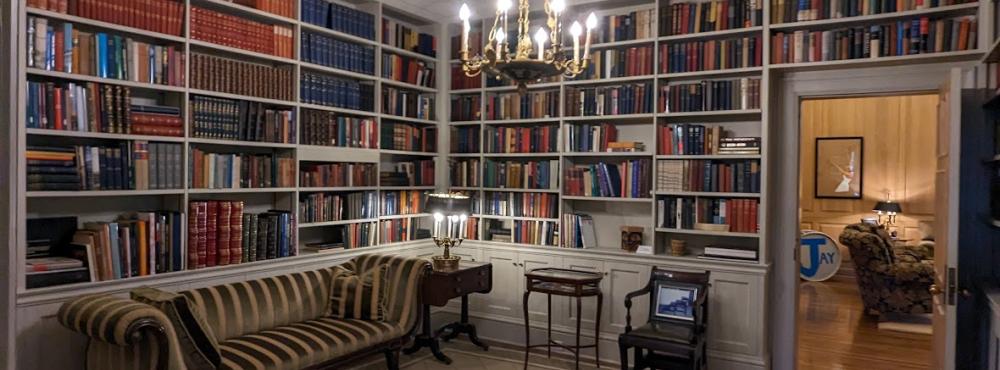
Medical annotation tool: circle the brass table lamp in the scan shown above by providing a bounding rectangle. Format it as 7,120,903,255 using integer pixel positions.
426,193,473,270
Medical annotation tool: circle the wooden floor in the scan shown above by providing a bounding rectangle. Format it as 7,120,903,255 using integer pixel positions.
797,278,932,370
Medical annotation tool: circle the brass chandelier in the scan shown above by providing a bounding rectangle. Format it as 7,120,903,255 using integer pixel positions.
457,0,597,91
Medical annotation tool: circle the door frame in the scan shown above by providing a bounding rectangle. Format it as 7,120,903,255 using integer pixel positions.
769,63,972,369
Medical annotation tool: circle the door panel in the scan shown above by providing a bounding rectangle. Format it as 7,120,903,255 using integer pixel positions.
562,258,604,331
603,262,650,333
520,253,561,324
707,271,762,356
481,249,520,319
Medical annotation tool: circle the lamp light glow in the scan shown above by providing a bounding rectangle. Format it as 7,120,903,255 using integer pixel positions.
459,3,471,20
585,12,597,29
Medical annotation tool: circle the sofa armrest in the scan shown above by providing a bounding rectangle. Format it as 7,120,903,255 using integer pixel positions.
58,294,173,347
892,260,936,286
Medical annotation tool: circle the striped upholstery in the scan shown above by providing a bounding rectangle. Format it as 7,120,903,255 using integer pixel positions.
131,287,222,369
349,254,430,331
327,265,387,320
218,319,404,370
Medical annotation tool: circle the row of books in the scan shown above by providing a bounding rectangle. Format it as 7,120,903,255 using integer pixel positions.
299,191,378,223
771,0,973,23
660,0,764,36
27,18,184,86
657,197,758,233
70,212,184,281
302,32,376,75
301,0,376,40
452,126,480,154
595,9,657,43
483,125,559,154
382,19,436,57
382,54,436,88
460,218,480,240
233,0,294,19
451,65,482,90
299,162,377,188
485,90,560,120
190,53,294,101
658,124,761,155
483,192,558,218
190,96,294,143
659,36,763,73
656,159,761,193
576,46,654,80
342,222,377,249
450,159,480,187
188,149,295,189
187,201,296,269
565,123,618,153
771,16,977,64
451,94,481,122
301,110,377,148
565,83,654,116
190,7,293,59
380,219,429,244
564,159,653,198
512,220,558,246
27,0,184,36
381,122,437,152
562,213,596,249
26,82,183,137
380,161,435,186
301,73,375,111
26,143,182,191
483,159,560,190
660,78,761,113
380,191,423,216
382,88,434,120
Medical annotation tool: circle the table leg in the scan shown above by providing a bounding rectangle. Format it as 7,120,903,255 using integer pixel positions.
523,291,531,370
575,295,582,370
595,292,602,368
403,304,452,364
547,293,552,359
440,295,489,351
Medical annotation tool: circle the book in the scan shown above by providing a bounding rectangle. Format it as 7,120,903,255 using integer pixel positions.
301,0,376,40
703,245,759,260
299,191,378,223
564,159,653,198
382,19,436,57
564,123,621,153
301,72,376,111
662,0,764,36
380,160,435,186
190,7,293,58
188,201,294,268
655,159,761,193
380,122,437,152
26,143,181,191
302,31,376,75
565,83,654,116
74,210,184,280
190,53,294,101
562,213,596,249
28,0,184,36
658,124,761,155
484,125,558,154
190,96,295,144
188,148,295,189
659,78,761,113
597,9,657,42
483,159,560,190
379,218,428,243
26,81,182,136
484,191,558,218
451,126,481,154
451,94,482,122
232,0,295,18
450,159,481,187
572,45,654,81
656,196,758,233
299,162,377,188
382,53,436,88
301,110,377,148
379,191,424,216
485,90,560,120
382,87,434,120
659,35,763,73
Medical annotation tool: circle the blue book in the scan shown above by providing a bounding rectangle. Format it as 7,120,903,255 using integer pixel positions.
108,222,122,279
896,21,904,56
46,27,55,70
95,33,107,78
63,23,73,74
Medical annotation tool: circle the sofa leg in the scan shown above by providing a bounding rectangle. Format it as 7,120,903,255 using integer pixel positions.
384,347,401,370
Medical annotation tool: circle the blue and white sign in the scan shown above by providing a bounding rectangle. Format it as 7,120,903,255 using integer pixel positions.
799,231,842,281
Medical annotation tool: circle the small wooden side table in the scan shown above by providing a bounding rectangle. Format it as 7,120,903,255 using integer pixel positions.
523,267,604,370
404,260,492,364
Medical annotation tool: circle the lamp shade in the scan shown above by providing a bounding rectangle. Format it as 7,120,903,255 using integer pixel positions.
426,193,472,216
873,201,902,214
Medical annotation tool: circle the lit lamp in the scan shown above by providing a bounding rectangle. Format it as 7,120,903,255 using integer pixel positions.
427,193,473,270
872,200,902,234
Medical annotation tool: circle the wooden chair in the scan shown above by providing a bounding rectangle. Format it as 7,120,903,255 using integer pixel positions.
618,267,709,370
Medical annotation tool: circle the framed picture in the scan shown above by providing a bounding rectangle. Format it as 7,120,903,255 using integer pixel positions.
815,137,863,199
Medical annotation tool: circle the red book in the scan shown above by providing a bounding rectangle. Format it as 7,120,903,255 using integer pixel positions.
53,87,63,130
205,201,218,267
217,201,231,266
230,202,243,264
187,202,201,269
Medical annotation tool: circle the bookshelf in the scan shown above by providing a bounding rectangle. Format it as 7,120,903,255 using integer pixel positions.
446,0,985,265
14,0,446,293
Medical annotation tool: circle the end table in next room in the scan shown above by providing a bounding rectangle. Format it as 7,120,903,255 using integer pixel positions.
404,260,493,364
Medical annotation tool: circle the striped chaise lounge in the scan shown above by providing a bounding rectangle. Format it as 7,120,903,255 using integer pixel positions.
56,254,431,370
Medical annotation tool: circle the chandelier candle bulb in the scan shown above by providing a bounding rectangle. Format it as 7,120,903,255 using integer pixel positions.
584,13,596,60
434,212,444,238
459,4,471,55
535,28,547,60
570,21,582,63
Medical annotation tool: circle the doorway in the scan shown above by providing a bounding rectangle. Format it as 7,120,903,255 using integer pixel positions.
795,94,938,370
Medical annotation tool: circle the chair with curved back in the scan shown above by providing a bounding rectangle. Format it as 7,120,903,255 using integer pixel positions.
838,223,934,316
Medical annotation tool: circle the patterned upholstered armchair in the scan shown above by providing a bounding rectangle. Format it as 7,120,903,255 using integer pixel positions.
838,223,934,316
57,254,431,370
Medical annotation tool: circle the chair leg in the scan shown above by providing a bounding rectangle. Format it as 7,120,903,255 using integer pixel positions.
618,343,629,370
384,346,401,370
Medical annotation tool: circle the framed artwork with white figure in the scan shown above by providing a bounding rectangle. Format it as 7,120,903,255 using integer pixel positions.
815,137,863,199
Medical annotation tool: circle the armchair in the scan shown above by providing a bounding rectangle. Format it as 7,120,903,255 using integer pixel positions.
618,268,710,370
839,223,934,316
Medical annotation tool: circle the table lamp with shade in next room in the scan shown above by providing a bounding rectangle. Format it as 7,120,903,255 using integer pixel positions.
427,192,473,270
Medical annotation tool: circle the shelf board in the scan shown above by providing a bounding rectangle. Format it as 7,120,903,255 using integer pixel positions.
297,186,378,192
653,191,761,197
591,37,657,49
187,187,297,194
26,68,186,93
299,22,378,46
658,26,764,42
380,78,437,93
188,137,297,148
300,102,378,117
188,39,298,65
482,117,561,125
562,195,653,202
981,37,1000,64
448,153,482,157
25,7,187,43
26,189,185,198
450,88,483,94
450,120,482,126
482,152,560,158
563,151,652,157
380,149,437,156
189,88,296,106
299,218,378,228
381,44,437,63
659,109,762,118
563,75,656,86
656,154,761,159
380,114,437,125
448,186,482,191
483,81,562,92
769,50,982,72
25,128,185,142
769,3,980,31
563,113,654,122
191,0,298,25
379,185,436,191
299,62,378,81
655,227,759,238
378,213,431,220
481,187,560,193
659,67,765,79
297,145,380,162
474,214,560,222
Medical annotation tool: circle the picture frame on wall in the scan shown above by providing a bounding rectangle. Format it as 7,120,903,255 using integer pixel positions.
814,137,863,199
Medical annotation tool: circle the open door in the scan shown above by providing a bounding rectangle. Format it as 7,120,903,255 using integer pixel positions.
932,68,961,370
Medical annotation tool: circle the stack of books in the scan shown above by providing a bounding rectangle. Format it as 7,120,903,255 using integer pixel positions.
655,159,761,193
564,159,652,198
381,122,437,152
483,159,559,190
484,191,558,218
486,90,560,120
299,162,377,188
382,19,436,57
380,191,424,216
190,53,294,101
565,83,654,116
658,124,761,155
659,36,763,73
382,54,436,87
661,0,763,36
659,78,761,112
450,159,481,187
301,0,376,40
562,213,597,249
191,7,293,58
188,149,295,189
71,211,185,281
26,0,185,36
451,94,482,121
187,201,296,268
190,96,295,143
597,9,657,42
451,126,480,154
382,87,434,120
301,72,375,111
302,32,376,75
700,245,758,261
484,125,558,154
299,191,377,223
130,102,184,137
719,137,761,155
26,147,79,191
380,160,435,186
301,110,377,148
27,143,183,191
